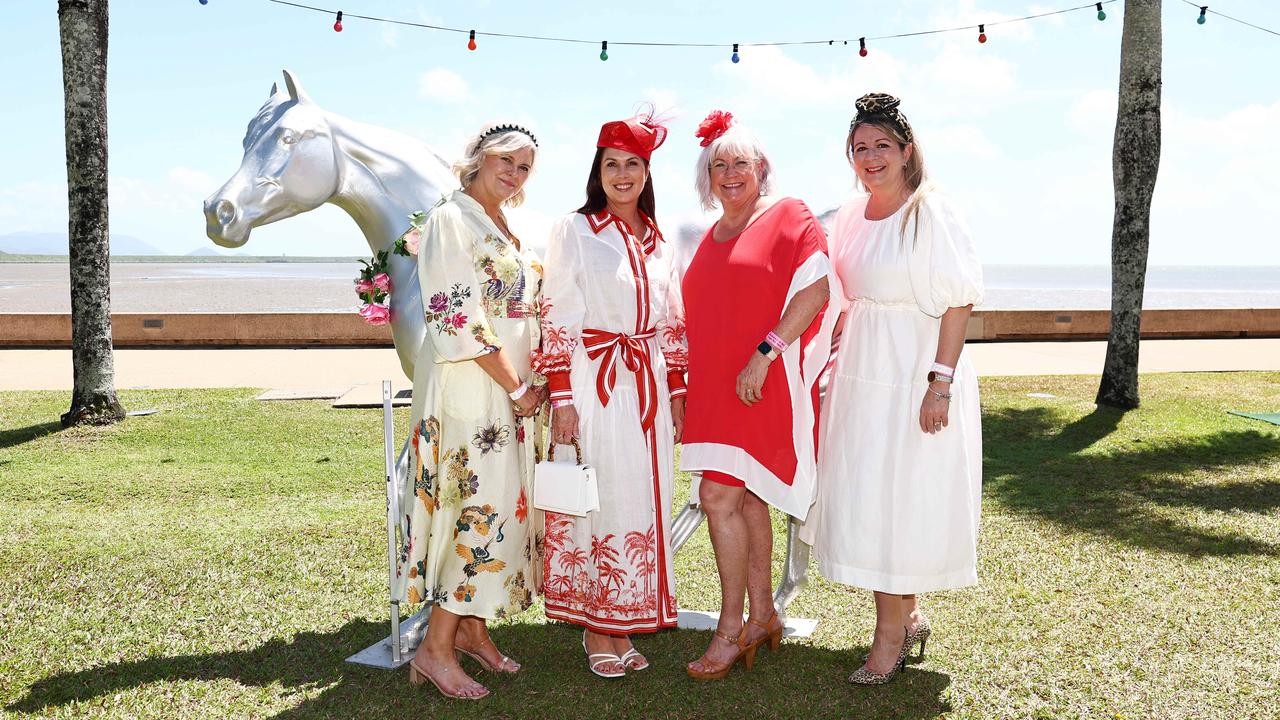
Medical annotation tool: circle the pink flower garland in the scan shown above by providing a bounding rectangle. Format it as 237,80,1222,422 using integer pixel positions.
354,211,425,325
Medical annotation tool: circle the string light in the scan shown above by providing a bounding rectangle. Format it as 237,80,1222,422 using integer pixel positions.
245,0,1280,59
599,40,608,61
731,43,739,63
333,10,342,32
978,24,987,43
1178,0,1280,36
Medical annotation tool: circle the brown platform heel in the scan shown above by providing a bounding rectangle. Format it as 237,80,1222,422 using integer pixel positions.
747,608,785,652
686,626,758,680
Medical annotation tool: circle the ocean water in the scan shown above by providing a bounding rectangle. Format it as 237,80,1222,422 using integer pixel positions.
1,262,1278,313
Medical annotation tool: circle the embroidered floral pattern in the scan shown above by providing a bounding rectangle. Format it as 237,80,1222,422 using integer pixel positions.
471,423,510,455
443,447,479,504
532,297,576,374
470,322,500,354
426,283,472,336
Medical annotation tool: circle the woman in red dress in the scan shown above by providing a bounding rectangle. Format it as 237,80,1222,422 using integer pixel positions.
681,111,837,679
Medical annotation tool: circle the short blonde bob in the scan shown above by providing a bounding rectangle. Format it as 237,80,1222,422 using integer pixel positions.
453,126,539,208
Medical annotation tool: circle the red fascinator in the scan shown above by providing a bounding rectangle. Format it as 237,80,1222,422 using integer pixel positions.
597,116,668,161
695,110,734,147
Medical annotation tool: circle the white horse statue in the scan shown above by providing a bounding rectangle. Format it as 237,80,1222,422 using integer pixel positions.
204,69,458,379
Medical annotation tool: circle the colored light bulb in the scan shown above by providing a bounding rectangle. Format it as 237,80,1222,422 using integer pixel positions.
1198,6,1208,24
333,11,343,32
199,0,208,5
978,25,986,43
600,41,608,61
468,30,477,50
1096,3,1106,20
731,43,739,63
858,37,868,57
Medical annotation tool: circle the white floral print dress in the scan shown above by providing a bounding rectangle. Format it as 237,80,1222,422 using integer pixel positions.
394,189,543,620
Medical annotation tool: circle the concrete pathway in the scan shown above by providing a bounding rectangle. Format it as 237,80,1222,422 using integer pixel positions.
2,339,1278,392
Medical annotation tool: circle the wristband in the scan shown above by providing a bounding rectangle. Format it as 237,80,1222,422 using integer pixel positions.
551,399,574,409
508,382,529,401
931,362,955,376
765,331,789,353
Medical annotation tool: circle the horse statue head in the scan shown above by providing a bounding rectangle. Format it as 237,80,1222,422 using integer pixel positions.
204,70,459,378
205,71,339,248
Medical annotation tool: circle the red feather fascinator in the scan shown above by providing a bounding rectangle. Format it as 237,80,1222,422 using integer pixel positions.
695,110,734,147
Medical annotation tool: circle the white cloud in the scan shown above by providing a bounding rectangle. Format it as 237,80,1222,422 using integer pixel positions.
380,24,400,49
417,68,471,105
1067,89,1117,135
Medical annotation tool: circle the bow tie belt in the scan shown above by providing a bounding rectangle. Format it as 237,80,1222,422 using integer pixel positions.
581,328,658,433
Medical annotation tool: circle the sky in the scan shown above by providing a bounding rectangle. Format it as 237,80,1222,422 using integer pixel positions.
2,0,1279,265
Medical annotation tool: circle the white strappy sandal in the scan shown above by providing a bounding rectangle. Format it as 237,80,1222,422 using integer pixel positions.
582,630,625,678
619,646,649,671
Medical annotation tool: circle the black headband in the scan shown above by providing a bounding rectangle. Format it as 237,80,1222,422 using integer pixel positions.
850,93,914,144
479,123,539,148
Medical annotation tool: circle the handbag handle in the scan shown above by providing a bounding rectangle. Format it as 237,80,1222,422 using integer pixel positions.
547,437,584,465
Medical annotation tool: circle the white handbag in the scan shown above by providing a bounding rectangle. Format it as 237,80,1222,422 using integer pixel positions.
533,439,599,517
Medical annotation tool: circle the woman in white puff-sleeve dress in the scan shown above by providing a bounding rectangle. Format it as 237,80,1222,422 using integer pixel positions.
800,93,984,685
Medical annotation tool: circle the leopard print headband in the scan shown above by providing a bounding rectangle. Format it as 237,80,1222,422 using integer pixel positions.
851,92,914,143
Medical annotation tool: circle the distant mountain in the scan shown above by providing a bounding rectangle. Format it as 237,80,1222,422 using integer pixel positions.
0,231,164,256
186,247,226,256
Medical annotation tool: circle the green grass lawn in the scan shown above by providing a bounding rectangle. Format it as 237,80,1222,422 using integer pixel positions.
2,373,1278,719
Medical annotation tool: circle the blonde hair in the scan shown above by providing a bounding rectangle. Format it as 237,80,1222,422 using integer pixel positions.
453,128,539,208
694,124,776,211
846,119,932,243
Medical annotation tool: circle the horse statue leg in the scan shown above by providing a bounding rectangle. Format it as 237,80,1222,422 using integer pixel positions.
772,516,811,611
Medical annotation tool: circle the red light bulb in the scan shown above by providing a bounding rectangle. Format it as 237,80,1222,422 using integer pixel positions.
977,24,986,43
333,10,343,32
468,30,477,51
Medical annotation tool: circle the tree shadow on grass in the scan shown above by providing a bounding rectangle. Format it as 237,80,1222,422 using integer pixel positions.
984,405,1280,557
9,621,952,720
0,420,62,450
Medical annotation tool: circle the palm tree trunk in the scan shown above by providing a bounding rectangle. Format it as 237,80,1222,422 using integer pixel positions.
58,0,124,426
1097,0,1162,409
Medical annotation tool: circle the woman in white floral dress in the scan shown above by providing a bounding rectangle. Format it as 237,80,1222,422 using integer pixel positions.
397,124,546,700
533,114,686,678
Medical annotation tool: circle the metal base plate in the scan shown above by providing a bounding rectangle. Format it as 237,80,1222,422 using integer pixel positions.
677,609,818,638
345,610,429,669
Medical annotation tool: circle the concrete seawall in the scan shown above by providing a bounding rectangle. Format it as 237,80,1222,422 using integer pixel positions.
3,308,1279,348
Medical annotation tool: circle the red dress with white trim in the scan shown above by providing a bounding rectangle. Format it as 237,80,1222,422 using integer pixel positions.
532,210,686,634
680,197,836,521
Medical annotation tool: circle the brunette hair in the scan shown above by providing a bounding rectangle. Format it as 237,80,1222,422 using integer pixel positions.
576,147,657,221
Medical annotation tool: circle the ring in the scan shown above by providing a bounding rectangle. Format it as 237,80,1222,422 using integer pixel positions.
933,423,941,429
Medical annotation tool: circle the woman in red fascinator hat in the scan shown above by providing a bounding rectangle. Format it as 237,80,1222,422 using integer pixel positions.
532,109,688,678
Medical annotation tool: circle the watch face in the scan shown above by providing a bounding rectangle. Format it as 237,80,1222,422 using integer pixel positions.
758,341,774,355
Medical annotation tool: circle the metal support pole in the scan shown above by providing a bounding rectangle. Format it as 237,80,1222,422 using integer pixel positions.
381,381,401,665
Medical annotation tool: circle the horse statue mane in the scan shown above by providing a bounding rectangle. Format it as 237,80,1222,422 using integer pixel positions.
204,69,459,379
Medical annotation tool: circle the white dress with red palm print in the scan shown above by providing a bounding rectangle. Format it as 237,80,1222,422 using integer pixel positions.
533,210,687,634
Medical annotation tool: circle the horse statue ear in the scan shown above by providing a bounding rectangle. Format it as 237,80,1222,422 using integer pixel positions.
268,82,280,99
282,69,312,105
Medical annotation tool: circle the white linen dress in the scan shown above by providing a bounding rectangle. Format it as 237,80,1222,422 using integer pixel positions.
532,210,686,633
799,192,984,594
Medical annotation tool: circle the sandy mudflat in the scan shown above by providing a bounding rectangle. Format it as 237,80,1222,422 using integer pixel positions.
2,262,1280,313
